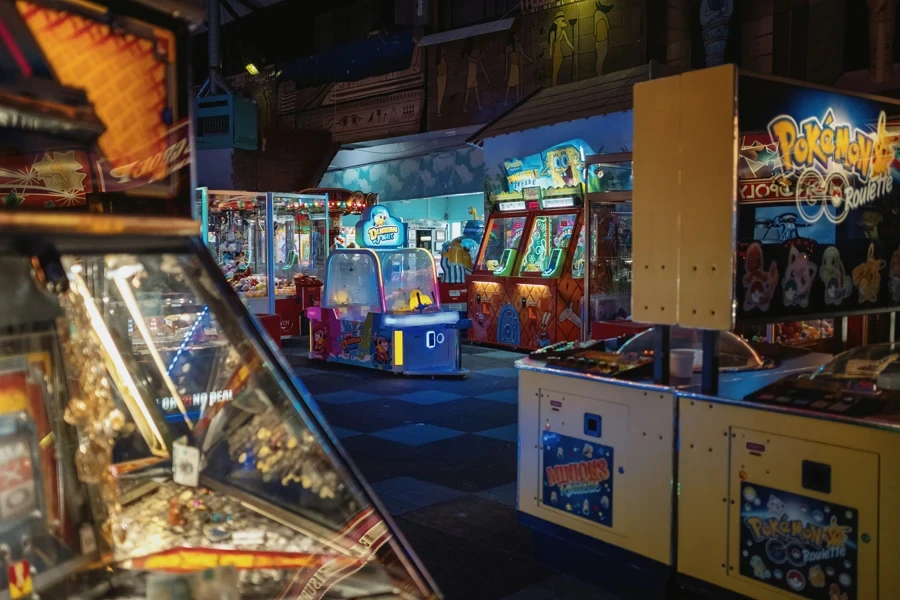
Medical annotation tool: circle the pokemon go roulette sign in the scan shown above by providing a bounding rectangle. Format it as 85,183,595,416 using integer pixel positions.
739,482,857,600
736,75,900,322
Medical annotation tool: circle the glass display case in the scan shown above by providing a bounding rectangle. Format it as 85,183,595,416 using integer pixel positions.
479,215,527,273
586,203,633,324
518,212,579,276
0,215,438,599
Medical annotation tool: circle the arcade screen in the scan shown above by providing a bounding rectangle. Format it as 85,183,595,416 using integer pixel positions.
480,216,526,270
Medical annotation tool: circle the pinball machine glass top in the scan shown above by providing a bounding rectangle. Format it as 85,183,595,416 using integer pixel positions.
0,241,435,599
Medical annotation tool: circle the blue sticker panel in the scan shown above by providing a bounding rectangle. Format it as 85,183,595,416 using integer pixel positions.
541,431,614,527
739,482,858,599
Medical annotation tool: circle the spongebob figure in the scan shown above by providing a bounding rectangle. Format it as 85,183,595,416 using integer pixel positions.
543,145,585,188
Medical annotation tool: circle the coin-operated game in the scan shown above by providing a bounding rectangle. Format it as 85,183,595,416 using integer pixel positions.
0,1,440,598
307,205,470,376
438,207,484,315
468,187,585,350
629,66,900,600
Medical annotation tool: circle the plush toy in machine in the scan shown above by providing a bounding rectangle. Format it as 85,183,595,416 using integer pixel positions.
408,288,433,311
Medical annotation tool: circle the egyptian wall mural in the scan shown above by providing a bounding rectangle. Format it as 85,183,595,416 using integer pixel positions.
277,35,425,144
428,0,643,131
699,0,734,67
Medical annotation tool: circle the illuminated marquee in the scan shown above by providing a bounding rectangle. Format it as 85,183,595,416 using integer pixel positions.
766,109,899,225
355,205,408,249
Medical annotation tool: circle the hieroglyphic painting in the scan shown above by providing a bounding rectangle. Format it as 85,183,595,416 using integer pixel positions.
427,0,642,132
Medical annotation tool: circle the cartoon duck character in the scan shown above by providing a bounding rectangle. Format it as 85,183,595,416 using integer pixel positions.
860,210,883,240
550,491,558,505
889,246,900,303
852,243,886,304
557,447,564,459
782,246,818,308
373,335,391,367
582,443,594,458
742,243,779,312
408,289,433,311
822,515,853,549
312,328,328,355
582,499,591,515
820,246,853,306
441,239,474,284
543,145,584,188
749,555,770,580
372,207,389,228
809,565,826,588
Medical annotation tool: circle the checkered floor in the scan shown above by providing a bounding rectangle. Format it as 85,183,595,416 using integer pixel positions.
283,341,619,600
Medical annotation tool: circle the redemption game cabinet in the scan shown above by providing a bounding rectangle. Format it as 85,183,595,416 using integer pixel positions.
306,205,470,376
468,187,585,350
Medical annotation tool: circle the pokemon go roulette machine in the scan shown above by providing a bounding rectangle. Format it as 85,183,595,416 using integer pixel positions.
306,205,470,376
510,67,900,600
468,186,587,350
0,3,440,599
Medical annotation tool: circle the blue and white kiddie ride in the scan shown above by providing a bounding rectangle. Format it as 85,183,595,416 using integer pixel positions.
306,205,470,377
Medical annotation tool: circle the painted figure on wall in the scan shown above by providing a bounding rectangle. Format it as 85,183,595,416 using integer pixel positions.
505,30,534,105
699,0,734,67
462,38,491,113
594,2,614,76
435,46,448,117
549,10,574,86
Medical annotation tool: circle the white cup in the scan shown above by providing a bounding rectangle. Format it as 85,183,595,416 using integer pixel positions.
669,349,696,386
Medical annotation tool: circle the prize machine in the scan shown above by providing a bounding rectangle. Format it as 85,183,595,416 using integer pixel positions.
438,207,484,315
271,190,371,337
514,66,900,600
468,186,587,350
0,2,441,599
307,205,470,376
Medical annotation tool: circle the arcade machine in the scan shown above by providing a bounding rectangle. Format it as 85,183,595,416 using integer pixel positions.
513,66,900,600
0,3,440,599
439,207,484,315
468,186,586,350
271,190,371,337
307,205,470,376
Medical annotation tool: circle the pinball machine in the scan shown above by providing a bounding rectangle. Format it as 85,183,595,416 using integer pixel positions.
0,2,440,598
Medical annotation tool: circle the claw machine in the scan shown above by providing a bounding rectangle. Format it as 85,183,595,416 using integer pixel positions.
0,2,440,598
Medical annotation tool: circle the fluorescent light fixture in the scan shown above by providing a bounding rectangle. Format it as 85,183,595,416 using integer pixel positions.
245,63,260,75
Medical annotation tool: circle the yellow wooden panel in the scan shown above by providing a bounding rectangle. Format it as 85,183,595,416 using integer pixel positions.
678,398,900,599
518,370,675,565
677,65,737,330
728,429,878,600
632,75,681,325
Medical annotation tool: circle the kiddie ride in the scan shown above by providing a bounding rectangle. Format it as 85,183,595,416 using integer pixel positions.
306,205,470,376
